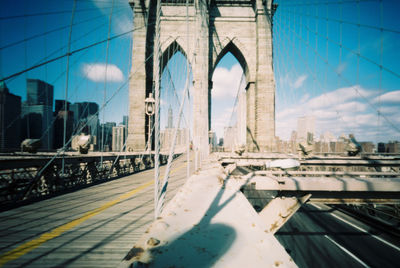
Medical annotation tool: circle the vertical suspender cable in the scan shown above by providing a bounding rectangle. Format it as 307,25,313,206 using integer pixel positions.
62,0,77,175
338,0,343,135
154,0,162,219
101,0,115,168
377,0,383,142
186,0,190,179
156,67,190,216
357,0,360,86
24,3,30,140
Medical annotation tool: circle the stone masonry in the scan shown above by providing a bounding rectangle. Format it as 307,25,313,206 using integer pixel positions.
127,0,276,153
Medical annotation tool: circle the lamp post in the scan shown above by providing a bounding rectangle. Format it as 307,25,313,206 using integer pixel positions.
145,93,155,153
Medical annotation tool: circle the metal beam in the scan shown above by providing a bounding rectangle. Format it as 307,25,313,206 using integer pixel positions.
259,194,311,234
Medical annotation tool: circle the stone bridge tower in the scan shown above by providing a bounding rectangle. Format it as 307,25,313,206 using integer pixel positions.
126,0,276,154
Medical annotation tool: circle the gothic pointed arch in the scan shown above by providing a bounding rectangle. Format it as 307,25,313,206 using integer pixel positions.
212,40,249,81
160,40,190,73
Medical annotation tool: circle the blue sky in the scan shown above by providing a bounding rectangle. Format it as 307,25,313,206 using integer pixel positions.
1,0,399,143
0,0,133,125
273,0,400,142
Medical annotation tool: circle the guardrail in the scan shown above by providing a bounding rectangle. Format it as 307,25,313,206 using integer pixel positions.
0,152,180,209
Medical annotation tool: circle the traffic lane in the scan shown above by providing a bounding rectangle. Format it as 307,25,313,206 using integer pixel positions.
275,203,400,268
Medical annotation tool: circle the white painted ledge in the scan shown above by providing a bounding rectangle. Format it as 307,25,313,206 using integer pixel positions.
120,160,296,267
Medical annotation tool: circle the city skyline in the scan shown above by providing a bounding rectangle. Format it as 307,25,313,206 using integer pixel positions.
1,0,399,145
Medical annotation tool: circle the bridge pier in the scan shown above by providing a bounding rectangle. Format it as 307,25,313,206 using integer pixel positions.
126,1,149,152
127,0,276,154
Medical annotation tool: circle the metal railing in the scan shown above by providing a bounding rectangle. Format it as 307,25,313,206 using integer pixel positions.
0,152,180,209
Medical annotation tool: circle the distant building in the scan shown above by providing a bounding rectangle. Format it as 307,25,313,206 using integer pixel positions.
237,90,246,146
54,100,71,115
167,106,173,129
26,79,53,107
112,125,126,152
387,142,400,153
70,102,99,128
209,131,217,151
53,110,74,150
218,138,224,147
160,128,188,152
297,116,315,142
223,126,237,152
0,82,21,152
320,131,336,143
360,142,375,153
121,115,129,146
21,79,54,150
290,131,297,142
100,122,116,151
71,102,99,148
21,104,53,150
378,141,400,153
122,115,129,127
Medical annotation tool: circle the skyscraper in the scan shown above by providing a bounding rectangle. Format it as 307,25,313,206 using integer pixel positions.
70,102,99,123
26,79,53,106
21,79,54,150
70,102,100,148
122,115,128,127
112,125,126,152
167,106,173,129
0,82,21,152
297,116,315,142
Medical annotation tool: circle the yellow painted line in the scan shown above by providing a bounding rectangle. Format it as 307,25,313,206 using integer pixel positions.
0,157,190,266
0,180,153,266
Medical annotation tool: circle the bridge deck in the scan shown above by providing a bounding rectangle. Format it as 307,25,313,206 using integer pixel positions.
0,154,192,267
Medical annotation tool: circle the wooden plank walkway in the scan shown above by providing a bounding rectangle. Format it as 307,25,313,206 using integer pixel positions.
0,154,192,267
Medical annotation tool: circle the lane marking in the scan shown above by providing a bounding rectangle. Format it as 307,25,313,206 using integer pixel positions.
310,203,400,252
0,157,190,266
0,180,153,266
324,235,370,268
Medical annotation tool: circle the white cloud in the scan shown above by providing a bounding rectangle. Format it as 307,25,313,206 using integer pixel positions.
91,0,133,35
373,90,400,104
293,74,307,89
212,108,233,138
299,93,310,103
335,62,347,75
276,85,400,142
336,101,368,113
212,64,245,99
82,63,124,82
115,14,134,34
306,85,377,110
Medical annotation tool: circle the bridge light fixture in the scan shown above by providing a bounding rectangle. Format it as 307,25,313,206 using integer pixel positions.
145,93,155,152
145,93,155,116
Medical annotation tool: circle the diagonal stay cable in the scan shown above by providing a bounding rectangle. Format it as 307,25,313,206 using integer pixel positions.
0,5,126,20
0,25,150,83
278,8,400,80
278,13,400,134
280,8,400,35
21,36,167,200
0,7,126,51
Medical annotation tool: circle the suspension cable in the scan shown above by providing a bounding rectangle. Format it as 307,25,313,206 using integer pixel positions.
154,0,162,219
0,26,146,83
100,0,115,168
276,3,400,135
0,7,126,51
62,0,77,175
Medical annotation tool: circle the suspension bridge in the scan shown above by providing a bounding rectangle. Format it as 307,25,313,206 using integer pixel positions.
0,0,400,267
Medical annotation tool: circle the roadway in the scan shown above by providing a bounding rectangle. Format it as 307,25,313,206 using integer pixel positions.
276,203,400,267
0,154,193,267
2,151,400,267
